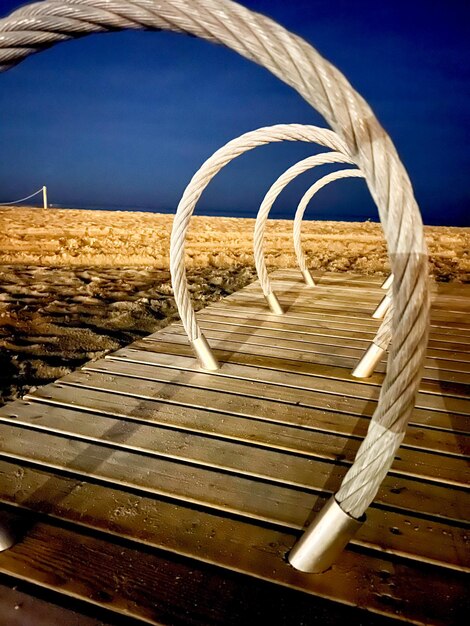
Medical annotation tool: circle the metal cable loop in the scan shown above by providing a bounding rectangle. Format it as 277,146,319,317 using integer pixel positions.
293,169,365,274
170,124,351,340
253,152,355,300
0,0,430,524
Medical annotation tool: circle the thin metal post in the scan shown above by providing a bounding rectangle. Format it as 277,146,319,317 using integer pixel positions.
0,517,16,552
265,292,284,315
190,333,220,371
372,293,392,319
352,342,386,378
301,268,316,287
42,185,48,209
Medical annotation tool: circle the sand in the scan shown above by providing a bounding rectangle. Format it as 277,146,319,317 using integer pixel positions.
0,207,468,405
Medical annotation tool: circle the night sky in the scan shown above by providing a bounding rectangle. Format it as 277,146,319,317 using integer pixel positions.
0,0,469,225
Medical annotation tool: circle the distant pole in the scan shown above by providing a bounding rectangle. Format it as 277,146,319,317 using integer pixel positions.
43,185,48,209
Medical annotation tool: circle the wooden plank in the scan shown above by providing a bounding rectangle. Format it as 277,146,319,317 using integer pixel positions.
248,272,470,295
0,419,467,573
0,520,403,626
128,341,470,418
202,301,470,341
268,270,470,298
230,279,470,314
268,273,469,316
138,333,470,403
223,292,470,328
0,420,328,529
242,284,386,307
22,379,466,458
0,416,467,527
195,313,470,361
0,463,467,626
207,289,466,333
81,353,470,432
162,322,470,382
222,293,383,320
161,326,470,390
117,342,470,420
195,307,470,352
272,268,466,287
260,278,470,312
193,312,469,358
273,269,385,285
242,282,470,314
0,266,467,626
2,396,467,489
0,579,114,626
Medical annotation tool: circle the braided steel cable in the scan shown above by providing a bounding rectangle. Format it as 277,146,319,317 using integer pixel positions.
375,301,394,350
292,169,365,275
252,152,356,305
0,0,429,533
171,125,352,339
351,295,393,380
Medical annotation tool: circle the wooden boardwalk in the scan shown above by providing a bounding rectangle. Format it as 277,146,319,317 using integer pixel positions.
0,269,468,625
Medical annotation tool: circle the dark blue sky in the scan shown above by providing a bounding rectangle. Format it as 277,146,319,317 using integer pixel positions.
1,0,469,225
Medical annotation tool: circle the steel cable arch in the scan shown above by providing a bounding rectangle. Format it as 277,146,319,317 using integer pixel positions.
289,169,394,381
292,169,366,281
0,0,430,571
252,152,357,315
170,124,352,350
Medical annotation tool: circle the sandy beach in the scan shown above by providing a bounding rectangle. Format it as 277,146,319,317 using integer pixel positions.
0,206,468,406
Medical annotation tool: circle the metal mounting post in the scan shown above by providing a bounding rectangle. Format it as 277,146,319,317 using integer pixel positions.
372,293,392,319
301,268,316,287
0,517,17,552
381,274,393,290
190,333,220,371
288,497,364,573
265,292,284,315
352,342,386,378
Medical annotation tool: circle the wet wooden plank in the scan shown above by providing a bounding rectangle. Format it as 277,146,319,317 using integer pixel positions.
135,334,470,404
0,579,114,626
0,431,467,574
21,379,467,458
0,416,467,527
81,354,470,430
2,396,467,489
0,463,467,626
